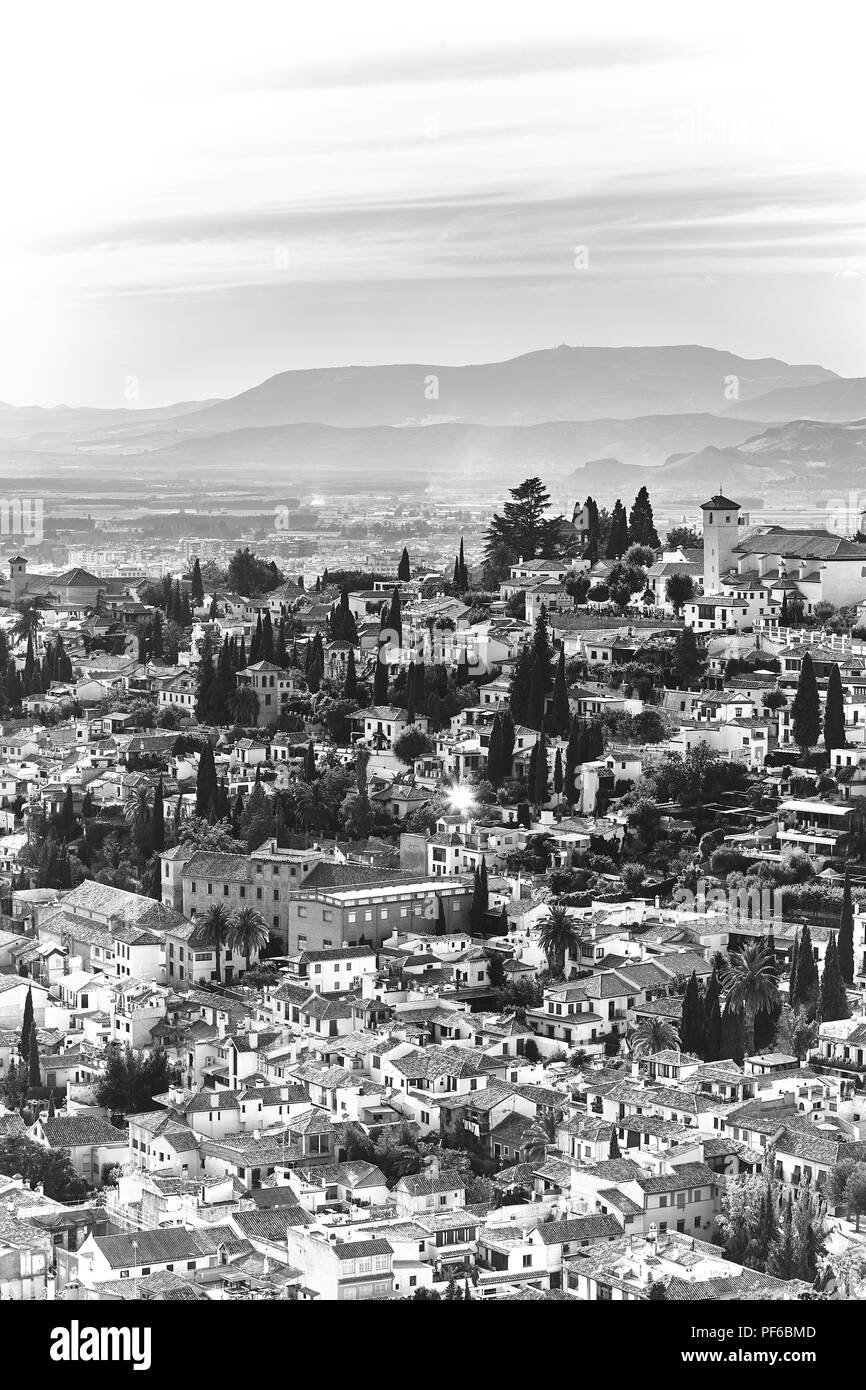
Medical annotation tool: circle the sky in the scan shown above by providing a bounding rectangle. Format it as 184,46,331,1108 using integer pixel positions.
1,0,863,406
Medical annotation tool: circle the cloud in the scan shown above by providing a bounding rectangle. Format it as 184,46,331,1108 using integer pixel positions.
240,38,691,93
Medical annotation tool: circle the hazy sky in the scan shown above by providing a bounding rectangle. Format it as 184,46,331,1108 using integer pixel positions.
1,0,863,406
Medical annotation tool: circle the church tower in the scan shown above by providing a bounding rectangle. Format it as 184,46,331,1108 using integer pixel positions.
700,493,740,593
8,554,27,604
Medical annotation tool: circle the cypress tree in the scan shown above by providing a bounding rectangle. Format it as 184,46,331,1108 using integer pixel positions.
307,632,324,694
789,930,800,1000
487,712,505,789
793,924,820,1012
373,641,389,704
261,610,274,662
152,776,165,853
533,730,549,808
150,611,164,661
606,500,629,559
768,1192,796,1280
509,647,533,726
274,616,288,668
458,538,468,589
588,720,604,759
23,632,35,689
680,971,705,1056
388,587,402,646
28,1023,40,1087
551,650,570,738
20,986,33,1061
838,868,855,984
195,629,216,723
532,604,553,674
627,485,660,548
553,747,564,797
217,775,230,821
720,1002,745,1067
398,547,410,582
453,555,460,587
703,971,723,1063
344,647,358,701
6,660,22,707
527,653,546,732
470,864,488,933
791,651,820,756
250,612,263,664
527,740,538,792
824,662,845,752
47,1089,56,1119
195,740,218,820
819,931,849,1022
190,557,204,604
500,711,515,781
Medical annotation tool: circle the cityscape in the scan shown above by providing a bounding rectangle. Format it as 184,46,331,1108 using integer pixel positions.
0,0,863,1349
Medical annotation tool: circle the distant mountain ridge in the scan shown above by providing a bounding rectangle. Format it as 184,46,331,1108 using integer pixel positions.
569,418,866,502
176,345,837,431
724,377,866,423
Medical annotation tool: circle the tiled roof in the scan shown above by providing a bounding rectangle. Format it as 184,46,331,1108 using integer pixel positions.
535,1214,622,1246
38,1115,125,1148
93,1229,210,1270
230,1208,313,1241
396,1171,467,1196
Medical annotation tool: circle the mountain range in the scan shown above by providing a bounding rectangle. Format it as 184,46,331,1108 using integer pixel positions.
3,345,865,503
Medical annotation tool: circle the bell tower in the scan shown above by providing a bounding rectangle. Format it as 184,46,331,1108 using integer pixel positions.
701,493,740,593
8,554,27,604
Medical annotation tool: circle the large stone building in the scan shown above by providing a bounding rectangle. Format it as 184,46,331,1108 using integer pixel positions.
160,841,474,954
702,491,866,615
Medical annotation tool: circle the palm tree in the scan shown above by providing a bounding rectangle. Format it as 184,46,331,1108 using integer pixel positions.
294,781,336,836
524,1107,565,1167
13,595,54,640
197,903,232,985
629,1018,681,1056
123,782,152,834
721,941,780,1057
228,684,260,726
228,905,270,973
537,902,584,978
